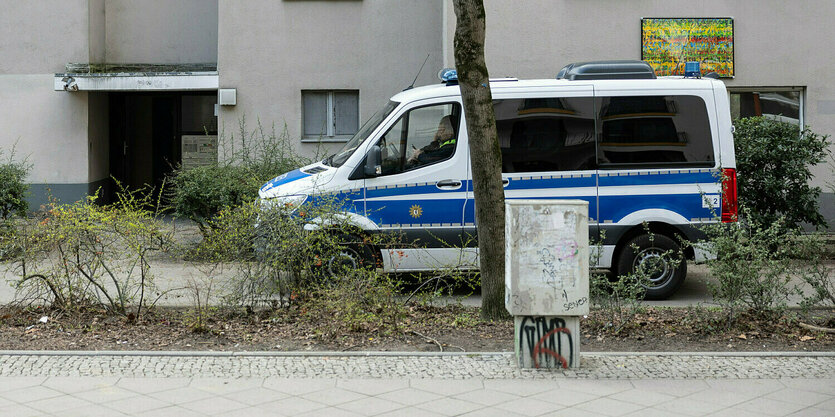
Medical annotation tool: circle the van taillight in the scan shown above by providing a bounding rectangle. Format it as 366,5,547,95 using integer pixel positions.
721,168,738,223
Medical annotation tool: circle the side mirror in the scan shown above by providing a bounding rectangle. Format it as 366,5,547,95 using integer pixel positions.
364,145,382,177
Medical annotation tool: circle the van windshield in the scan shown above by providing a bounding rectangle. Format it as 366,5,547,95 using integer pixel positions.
325,100,399,168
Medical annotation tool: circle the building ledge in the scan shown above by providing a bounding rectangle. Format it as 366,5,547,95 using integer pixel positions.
55,63,218,92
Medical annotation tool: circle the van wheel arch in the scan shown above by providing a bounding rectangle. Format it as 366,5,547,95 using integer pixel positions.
611,222,693,267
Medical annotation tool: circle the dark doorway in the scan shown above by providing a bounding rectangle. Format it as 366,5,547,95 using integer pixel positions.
108,92,217,203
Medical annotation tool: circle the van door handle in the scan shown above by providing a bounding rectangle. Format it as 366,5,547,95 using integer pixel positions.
502,178,510,187
436,179,462,190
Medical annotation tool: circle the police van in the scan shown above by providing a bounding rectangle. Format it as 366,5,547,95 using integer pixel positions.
259,61,738,300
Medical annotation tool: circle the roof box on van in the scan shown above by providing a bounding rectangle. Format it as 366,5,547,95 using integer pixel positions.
556,60,657,80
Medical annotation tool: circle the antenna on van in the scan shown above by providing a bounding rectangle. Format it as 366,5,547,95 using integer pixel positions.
404,54,430,91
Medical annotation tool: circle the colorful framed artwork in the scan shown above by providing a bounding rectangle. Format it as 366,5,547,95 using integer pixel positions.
641,18,734,78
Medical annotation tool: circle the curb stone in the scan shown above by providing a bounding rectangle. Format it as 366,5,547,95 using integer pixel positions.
0,351,833,380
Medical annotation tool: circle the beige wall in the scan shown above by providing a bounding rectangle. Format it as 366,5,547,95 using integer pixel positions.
0,1,91,190
89,0,107,63
217,0,444,158
0,75,89,184
0,0,90,74
104,0,218,64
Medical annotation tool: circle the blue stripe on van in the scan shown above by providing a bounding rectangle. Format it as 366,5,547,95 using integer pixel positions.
364,183,441,199
366,198,467,226
502,175,597,190
260,169,311,193
598,194,716,223
598,170,718,187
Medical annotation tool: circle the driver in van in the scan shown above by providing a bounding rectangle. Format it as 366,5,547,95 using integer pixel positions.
408,116,456,167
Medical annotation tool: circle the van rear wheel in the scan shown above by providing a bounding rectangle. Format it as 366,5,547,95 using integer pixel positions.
615,234,686,300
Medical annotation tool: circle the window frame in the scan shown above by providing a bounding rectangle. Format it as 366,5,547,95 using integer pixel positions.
369,101,462,178
727,87,804,128
301,89,360,142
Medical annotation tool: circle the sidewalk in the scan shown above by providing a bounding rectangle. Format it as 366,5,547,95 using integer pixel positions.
1,351,833,416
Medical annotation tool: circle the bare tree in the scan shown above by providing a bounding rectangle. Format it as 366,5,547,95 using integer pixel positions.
452,0,506,320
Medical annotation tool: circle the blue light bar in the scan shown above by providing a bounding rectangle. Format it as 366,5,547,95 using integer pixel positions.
684,61,701,78
438,68,458,84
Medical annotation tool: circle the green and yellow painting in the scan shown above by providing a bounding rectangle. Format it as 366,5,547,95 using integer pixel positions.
642,18,734,78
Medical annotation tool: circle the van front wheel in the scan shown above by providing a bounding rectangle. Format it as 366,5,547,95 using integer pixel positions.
324,235,379,277
615,234,686,300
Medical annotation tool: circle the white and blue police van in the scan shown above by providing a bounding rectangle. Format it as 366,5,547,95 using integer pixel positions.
259,61,739,300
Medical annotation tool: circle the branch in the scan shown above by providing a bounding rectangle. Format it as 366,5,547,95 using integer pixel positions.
99,259,125,311
18,274,64,307
408,330,443,352
799,322,835,334
75,264,119,313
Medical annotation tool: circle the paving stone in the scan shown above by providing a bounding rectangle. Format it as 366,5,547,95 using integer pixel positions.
178,395,248,415
574,397,646,416
336,378,410,396
494,396,567,415
734,397,809,416
222,386,288,406
0,385,64,403
337,396,407,416
375,387,445,406
416,397,484,416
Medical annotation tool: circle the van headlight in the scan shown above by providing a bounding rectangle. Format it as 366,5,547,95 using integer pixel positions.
261,194,308,213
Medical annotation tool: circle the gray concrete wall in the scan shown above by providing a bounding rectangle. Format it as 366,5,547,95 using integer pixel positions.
217,0,444,159
89,0,107,63
0,0,90,73
0,2,93,207
104,0,218,64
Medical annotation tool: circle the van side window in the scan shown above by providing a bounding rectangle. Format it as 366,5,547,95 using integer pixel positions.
597,95,715,167
374,103,460,176
495,97,596,173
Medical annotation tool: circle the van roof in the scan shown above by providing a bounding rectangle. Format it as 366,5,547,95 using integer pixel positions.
390,77,723,103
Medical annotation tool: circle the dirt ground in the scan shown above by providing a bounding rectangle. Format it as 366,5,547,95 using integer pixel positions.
0,304,832,353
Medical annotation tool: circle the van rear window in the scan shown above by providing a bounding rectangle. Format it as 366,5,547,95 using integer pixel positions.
597,95,715,168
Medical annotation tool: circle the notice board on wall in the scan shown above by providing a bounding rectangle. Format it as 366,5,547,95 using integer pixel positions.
181,135,217,170
641,17,734,78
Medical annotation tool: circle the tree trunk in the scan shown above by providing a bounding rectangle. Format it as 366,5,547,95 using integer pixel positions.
452,0,506,320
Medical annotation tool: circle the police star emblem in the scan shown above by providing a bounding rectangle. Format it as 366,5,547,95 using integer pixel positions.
409,204,423,219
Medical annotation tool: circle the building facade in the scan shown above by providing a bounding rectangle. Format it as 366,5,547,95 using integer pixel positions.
1,0,833,226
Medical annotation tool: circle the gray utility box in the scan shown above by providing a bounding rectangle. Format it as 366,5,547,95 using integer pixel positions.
505,200,589,369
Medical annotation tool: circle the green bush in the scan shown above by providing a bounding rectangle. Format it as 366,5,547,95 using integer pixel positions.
702,209,799,322
168,118,311,234
168,164,259,233
0,148,30,220
7,187,172,317
733,117,829,230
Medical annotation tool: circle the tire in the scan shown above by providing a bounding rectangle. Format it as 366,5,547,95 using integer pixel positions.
615,233,686,300
323,234,379,277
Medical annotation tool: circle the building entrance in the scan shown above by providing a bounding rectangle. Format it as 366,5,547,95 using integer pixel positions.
108,92,217,202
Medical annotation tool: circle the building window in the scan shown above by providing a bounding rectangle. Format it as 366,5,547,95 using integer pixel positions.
302,90,359,141
729,88,803,126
